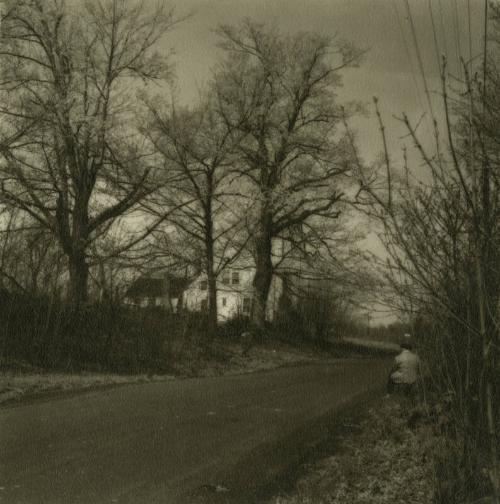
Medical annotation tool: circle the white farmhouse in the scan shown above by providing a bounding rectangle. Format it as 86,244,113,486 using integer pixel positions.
183,265,283,322
124,275,190,311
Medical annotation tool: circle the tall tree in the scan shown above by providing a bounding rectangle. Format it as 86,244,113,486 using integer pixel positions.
212,20,364,329
144,98,248,338
0,0,179,306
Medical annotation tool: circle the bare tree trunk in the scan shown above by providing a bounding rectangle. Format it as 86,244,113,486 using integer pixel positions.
463,284,474,483
206,253,218,341
68,250,89,308
477,253,500,503
205,200,218,342
251,213,273,330
478,4,500,498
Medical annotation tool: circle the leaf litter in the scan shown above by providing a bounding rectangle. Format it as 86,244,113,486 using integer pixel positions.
269,396,436,504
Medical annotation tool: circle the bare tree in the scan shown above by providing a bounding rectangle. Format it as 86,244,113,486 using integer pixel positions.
144,97,249,339
0,0,180,306
349,44,500,498
212,20,364,329
0,209,64,296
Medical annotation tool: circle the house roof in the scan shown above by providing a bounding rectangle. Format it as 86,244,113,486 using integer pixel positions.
126,275,190,299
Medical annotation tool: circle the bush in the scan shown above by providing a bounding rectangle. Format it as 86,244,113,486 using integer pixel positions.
217,315,251,340
274,296,351,345
0,290,207,374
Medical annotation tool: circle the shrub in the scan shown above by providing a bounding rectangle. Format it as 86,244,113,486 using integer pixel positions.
0,291,207,374
217,315,251,340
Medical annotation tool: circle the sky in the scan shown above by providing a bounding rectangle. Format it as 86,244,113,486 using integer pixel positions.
157,0,486,323
165,0,485,158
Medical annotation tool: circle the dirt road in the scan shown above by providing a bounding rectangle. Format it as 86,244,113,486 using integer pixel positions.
0,359,390,503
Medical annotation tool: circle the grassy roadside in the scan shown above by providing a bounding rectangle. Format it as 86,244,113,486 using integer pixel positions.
267,395,437,504
0,371,174,405
0,338,360,406
0,337,395,407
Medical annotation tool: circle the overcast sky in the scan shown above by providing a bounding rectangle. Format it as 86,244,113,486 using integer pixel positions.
159,0,486,323
166,0,485,160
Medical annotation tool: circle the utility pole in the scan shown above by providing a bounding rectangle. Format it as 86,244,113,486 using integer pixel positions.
475,2,500,501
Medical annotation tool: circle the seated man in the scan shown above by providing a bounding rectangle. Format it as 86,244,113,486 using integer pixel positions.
387,336,421,395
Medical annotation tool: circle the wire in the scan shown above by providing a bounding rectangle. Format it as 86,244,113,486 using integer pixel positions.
392,0,425,114
467,0,473,71
428,0,442,76
454,0,464,60
449,0,463,77
483,0,488,102
466,0,475,203
438,0,449,62
404,0,436,120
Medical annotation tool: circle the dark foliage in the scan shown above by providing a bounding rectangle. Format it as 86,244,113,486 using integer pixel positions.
216,315,251,341
273,297,354,346
0,290,208,374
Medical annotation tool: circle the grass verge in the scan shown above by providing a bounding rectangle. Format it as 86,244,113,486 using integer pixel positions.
0,338,344,406
267,395,437,504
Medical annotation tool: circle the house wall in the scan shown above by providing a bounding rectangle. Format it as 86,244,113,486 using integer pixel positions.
217,290,250,320
182,267,283,322
157,296,179,311
124,295,179,310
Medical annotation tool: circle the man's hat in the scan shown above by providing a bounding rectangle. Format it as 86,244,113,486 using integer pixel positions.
400,333,413,349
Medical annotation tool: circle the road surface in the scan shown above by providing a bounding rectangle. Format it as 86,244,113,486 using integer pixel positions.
1,359,389,504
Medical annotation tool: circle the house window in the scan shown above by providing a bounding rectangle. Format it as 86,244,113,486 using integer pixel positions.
231,272,240,285
243,297,251,314
222,271,230,285
200,280,207,291
222,297,227,307
200,298,207,311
